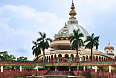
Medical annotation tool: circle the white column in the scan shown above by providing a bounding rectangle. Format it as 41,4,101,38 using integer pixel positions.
80,57,82,61
109,66,111,73
1,66,3,72
84,66,85,71
69,66,71,71
95,66,97,72
20,66,22,72
55,66,57,71
85,56,86,61
37,63,38,71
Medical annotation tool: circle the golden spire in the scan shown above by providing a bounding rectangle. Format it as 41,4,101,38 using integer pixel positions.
69,0,76,19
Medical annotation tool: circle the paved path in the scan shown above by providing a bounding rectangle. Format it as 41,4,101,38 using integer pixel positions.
26,75,86,78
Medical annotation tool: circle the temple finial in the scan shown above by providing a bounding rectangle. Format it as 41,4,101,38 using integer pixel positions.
65,22,67,26
64,22,67,28
69,0,76,19
108,42,110,45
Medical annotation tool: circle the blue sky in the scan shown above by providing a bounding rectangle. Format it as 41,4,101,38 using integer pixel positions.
0,0,116,60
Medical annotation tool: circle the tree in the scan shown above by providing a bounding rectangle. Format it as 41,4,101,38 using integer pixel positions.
17,56,28,61
84,33,100,62
32,41,41,62
68,29,84,71
32,41,41,76
37,32,52,68
0,51,16,61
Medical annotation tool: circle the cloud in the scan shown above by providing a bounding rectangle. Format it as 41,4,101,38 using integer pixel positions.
0,5,67,60
17,47,28,52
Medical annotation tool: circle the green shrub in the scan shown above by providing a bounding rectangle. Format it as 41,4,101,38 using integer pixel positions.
79,71,82,76
47,68,50,70
73,68,77,70
38,68,45,70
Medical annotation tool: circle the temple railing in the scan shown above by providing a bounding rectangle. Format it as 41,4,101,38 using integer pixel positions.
0,58,116,66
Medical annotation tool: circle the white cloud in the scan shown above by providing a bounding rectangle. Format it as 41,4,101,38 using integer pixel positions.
0,5,67,60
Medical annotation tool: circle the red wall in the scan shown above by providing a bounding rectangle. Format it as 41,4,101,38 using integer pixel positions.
0,70,47,77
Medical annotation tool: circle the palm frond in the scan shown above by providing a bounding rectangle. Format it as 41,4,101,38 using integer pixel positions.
94,36,100,41
38,32,43,37
43,33,46,39
92,33,94,38
32,41,36,45
73,29,77,37
68,35,76,43
78,33,84,38
78,39,84,47
84,36,91,43
32,46,36,50
46,38,53,42
45,41,49,49
37,38,43,42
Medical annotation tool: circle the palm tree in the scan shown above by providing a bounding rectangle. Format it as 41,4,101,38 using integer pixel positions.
68,29,84,71
37,32,52,68
84,33,100,62
32,41,41,75
32,41,41,62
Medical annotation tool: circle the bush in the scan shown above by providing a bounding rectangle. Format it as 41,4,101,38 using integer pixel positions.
38,68,45,70
79,71,82,76
47,68,50,70
73,68,77,70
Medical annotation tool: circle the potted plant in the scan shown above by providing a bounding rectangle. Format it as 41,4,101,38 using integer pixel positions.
73,68,77,71
79,71,82,76
47,68,50,71
32,71,35,76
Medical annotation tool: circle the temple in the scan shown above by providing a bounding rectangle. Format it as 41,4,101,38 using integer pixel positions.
33,1,116,71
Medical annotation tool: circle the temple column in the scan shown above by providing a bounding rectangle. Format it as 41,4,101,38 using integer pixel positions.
53,55,55,63
88,55,90,61
44,56,46,63
80,57,82,61
73,55,74,63
62,55,65,63
42,57,43,63
56,55,58,63
73,55,76,63
85,56,86,61
69,66,71,71
78,55,80,62
20,66,22,72
69,54,71,63
55,66,57,71
37,63,38,71
109,66,112,73
49,56,51,63
84,66,85,71
46,56,48,63
95,66,97,72
50,55,53,63
1,66,3,72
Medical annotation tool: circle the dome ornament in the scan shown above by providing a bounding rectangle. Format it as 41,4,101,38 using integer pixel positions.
69,0,76,19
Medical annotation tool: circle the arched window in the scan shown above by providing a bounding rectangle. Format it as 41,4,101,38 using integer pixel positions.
65,54,69,63
70,54,73,62
107,51,108,54
58,54,62,63
111,51,112,54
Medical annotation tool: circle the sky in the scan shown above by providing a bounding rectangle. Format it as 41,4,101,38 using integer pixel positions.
0,0,116,60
